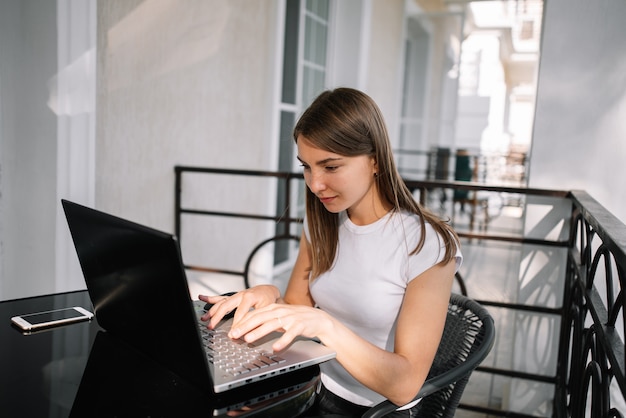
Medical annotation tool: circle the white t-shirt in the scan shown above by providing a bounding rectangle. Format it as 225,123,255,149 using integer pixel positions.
305,210,463,406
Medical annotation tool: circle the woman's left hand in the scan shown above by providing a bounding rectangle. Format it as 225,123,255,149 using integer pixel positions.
228,303,332,352
199,285,281,328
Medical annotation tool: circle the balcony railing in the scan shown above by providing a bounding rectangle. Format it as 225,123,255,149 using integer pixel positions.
174,165,625,417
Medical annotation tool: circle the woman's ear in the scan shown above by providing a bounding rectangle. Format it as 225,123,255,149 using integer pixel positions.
371,157,379,176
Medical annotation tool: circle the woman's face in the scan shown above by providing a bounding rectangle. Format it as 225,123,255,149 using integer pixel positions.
297,136,383,224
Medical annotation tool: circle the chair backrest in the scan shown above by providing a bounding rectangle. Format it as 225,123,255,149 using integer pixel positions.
362,293,495,418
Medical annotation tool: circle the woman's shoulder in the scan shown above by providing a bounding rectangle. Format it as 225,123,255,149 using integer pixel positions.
390,210,447,241
390,209,423,228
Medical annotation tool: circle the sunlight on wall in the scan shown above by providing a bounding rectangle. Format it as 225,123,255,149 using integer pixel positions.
106,0,230,91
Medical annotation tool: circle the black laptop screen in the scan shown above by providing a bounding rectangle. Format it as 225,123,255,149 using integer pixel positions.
62,200,211,391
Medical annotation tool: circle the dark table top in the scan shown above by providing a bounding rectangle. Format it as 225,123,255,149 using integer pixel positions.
1,290,319,417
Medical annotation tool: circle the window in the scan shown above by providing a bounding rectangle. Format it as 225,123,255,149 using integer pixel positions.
273,0,330,264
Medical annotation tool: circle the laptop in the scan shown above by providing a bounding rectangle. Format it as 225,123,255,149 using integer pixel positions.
61,199,335,394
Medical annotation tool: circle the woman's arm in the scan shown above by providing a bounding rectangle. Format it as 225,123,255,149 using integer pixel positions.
199,232,315,326
328,259,456,405
283,233,316,306
229,258,457,406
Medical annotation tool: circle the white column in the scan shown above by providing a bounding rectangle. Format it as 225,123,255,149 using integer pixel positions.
54,0,97,293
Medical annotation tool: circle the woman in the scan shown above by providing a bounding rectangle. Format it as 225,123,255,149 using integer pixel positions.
200,88,462,416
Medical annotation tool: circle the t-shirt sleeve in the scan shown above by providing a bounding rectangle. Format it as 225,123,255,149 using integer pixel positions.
303,214,311,242
406,223,463,283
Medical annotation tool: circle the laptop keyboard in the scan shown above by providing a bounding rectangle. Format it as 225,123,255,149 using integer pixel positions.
198,325,286,377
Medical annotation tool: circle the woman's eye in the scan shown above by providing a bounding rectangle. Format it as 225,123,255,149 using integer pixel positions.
300,163,310,171
325,166,338,172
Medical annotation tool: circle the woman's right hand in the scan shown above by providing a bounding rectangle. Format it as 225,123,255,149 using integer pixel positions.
198,285,281,329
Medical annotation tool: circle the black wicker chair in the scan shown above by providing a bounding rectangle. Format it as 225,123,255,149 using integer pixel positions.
361,293,495,418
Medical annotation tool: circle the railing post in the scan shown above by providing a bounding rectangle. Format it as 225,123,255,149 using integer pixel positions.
554,200,580,417
174,166,182,240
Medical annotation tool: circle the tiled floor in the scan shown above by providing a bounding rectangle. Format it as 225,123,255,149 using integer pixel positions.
452,206,524,417
451,196,563,417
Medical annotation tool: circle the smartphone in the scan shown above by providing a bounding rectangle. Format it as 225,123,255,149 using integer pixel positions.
11,307,94,332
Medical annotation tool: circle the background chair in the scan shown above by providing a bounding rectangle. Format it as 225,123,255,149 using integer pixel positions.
362,293,495,418
243,234,301,292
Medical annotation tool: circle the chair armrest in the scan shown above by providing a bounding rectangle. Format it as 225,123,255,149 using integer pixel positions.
360,400,398,418
361,300,495,418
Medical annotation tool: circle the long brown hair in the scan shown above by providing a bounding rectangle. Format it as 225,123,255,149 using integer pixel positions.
293,88,459,279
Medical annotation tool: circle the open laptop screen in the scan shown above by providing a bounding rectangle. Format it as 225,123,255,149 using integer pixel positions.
62,199,212,391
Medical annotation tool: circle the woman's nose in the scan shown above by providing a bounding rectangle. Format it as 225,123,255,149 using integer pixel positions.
307,171,326,193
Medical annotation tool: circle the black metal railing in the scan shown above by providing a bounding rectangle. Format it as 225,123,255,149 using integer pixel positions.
174,166,625,417
558,191,625,418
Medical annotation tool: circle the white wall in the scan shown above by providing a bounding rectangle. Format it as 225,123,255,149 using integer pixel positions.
54,0,97,307
0,0,284,301
0,0,59,300
365,0,405,131
330,0,405,143
529,0,626,223
96,0,283,275
329,0,366,90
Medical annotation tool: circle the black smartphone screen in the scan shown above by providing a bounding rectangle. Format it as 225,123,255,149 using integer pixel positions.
22,308,87,325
